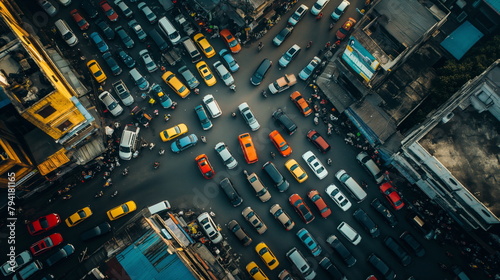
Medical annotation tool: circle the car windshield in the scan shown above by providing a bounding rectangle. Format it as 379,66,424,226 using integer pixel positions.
39,217,48,228
313,3,322,9
121,204,129,212
108,101,117,110
229,39,238,47
120,146,130,153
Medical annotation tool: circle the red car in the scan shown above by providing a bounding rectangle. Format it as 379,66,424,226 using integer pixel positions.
379,182,405,210
336,17,356,40
70,9,89,30
220,29,241,53
27,213,61,236
30,233,63,256
195,154,215,179
99,0,118,22
289,194,315,224
307,190,331,218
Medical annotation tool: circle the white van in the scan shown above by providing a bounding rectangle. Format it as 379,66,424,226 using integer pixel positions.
54,19,78,47
337,222,362,245
148,200,171,214
335,169,367,202
158,16,181,45
182,38,202,63
119,125,140,160
286,247,316,280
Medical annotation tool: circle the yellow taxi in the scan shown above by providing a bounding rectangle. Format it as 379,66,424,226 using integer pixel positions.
65,207,93,227
161,71,190,98
246,261,269,280
196,61,217,86
255,242,279,270
160,123,188,142
193,33,216,58
285,159,308,183
87,60,107,83
107,201,137,221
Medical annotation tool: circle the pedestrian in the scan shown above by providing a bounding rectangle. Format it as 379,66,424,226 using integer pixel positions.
325,41,331,49
270,152,276,159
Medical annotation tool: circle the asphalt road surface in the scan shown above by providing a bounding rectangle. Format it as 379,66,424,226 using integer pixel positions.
3,0,476,279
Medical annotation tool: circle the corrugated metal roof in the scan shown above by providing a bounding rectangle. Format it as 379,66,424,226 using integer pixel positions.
117,231,196,280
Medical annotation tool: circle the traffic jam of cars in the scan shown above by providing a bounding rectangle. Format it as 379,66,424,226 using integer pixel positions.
10,0,453,279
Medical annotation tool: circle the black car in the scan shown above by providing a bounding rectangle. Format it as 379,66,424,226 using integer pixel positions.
367,253,396,280
45,244,75,267
383,236,412,266
80,1,98,18
319,257,346,280
272,26,293,46
220,178,243,207
102,52,122,76
250,59,272,86
117,49,136,68
353,208,380,238
96,19,115,40
326,235,356,267
399,231,425,257
262,161,289,192
80,222,112,241
272,108,297,135
370,198,398,227
115,26,134,49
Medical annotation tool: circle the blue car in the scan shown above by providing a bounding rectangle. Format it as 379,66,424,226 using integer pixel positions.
102,52,122,76
150,83,172,109
171,134,198,153
219,49,239,72
194,105,213,130
296,228,322,257
115,26,134,49
90,32,109,53
118,49,135,68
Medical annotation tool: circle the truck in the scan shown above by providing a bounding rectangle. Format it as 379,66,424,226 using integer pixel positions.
268,74,297,94
112,80,134,106
175,14,196,36
162,47,182,66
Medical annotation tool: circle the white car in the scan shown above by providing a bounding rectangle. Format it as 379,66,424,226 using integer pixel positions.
298,56,322,81
138,49,158,72
1,250,32,276
301,151,328,180
114,0,133,18
215,142,238,169
278,44,301,68
197,212,222,244
288,4,308,26
238,102,260,131
331,0,350,21
202,94,222,118
325,184,352,211
311,0,330,16
98,91,123,116
213,61,234,86
137,2,157,24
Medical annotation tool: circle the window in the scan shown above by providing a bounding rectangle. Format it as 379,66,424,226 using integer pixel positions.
37,105,56,118
57,120,73,132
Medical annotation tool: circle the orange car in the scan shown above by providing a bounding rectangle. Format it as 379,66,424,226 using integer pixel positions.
220,29,241,53
239,133,258,164
269,130,292,157
290,91,312,116
308,190,332,218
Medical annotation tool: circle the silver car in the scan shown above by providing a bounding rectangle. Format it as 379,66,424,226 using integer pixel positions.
214,142,238,169
197,212,223,243
238,102,260,131
139,49,158,72
98,91,123,116
178,66,200,89
213,61,234,86
137,2,157,24
325,184,352,211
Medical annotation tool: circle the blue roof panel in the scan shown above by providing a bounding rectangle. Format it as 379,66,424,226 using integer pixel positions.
440,21,483,60
483,0,500,13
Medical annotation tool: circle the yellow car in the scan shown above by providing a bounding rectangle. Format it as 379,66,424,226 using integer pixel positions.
285,159,308,183
160,123,188,142
65,207,92,227
107,201,137,221
246,261,269,280
196,61,217,86
255,242,279,270
87,60,107,83
162,71,190,98
193,33,216,58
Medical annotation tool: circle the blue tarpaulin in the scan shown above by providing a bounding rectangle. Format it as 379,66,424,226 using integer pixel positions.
440,21,483,60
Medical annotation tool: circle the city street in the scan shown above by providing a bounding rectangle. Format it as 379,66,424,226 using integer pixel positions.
4,0,485,279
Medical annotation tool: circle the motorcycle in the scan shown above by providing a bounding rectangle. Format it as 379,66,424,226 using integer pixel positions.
261,90,268,98
110,190,118,198
257,42,263,52
103,178,113,187
164,114,171,122
62,194,72,200
229,84,236,92
122,167,129,176
313,113,320,125
95,191,104,198
158,148,165,155
306,41,312,49
153,162,160,169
